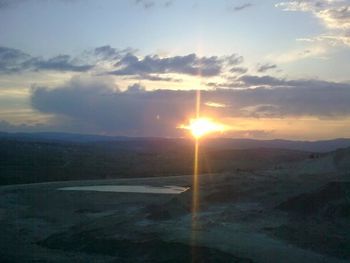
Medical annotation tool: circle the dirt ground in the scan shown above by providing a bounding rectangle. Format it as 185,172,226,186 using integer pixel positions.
0,170,349,263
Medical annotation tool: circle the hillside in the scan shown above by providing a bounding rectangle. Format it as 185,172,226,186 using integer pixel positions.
1,132,350,152
0,138,310,185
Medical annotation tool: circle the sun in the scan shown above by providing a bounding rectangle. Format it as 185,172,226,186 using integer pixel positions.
179,117,226,139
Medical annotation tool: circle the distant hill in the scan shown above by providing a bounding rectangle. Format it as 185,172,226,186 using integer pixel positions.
205,138,350,153
0,139,310,185
1,131,350,152
0,131,130,143
1,131,349,185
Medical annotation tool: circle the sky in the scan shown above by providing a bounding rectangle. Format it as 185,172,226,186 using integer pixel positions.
1,0,350,140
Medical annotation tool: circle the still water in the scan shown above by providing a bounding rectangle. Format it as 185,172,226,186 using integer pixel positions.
59,185,189,194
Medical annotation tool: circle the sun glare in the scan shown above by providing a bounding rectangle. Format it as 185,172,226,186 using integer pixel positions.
179,117,226,139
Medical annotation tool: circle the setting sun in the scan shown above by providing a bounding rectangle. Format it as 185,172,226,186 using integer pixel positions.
179,118,226,139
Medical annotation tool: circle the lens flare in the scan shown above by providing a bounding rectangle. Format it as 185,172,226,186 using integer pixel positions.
179,117,226,139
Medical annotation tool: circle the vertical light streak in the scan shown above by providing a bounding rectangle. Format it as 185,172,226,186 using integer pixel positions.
192,89,201,218
191,88,201,262
191,39,202,261
196,89,201,118
192,138,199,219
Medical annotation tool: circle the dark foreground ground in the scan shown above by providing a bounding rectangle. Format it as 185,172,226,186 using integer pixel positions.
1,138,350,262
0,165,349,262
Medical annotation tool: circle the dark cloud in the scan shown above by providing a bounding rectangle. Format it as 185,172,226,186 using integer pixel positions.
226,54,244,65
30,76,350,136
32,55,93,72
110,53,240,77
230,67,248,74
238,75,350,89
0,46,31,73
0,46,93,73
257,63,277,73
126,83,146,93
238,75,286,86
0,45,245,80
0,46,246,80
0,0,32,9
135,0,155,9
94,45,121,60
31,77,194,136
163,0,173,7
0,0,79,9
134,0,174,9
90,46,138,65
209,74,350,89
0,0,16,9
133,74,182,82
232,3,253,12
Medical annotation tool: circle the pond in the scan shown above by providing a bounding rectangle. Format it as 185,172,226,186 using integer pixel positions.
58,185,189,194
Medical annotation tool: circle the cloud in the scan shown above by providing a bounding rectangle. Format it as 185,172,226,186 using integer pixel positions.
92,46,138,61
0,0,79,9
0,46,31,73
205,101,227,108
135,0,155,9
230,67,248,74
257,63,277,73
226,54,244,65
163,0,173,7
277,0,350,29
297,34,350,47
132,74,182,82
238,75,286,86
109,53,240,77
31,55,93,72
93,45,121,60
133,0,174,9
0,45,246,81
207,75,287,88
29,75,350,136
126,83,146,93
237,75,350,89
277,0,350,46
0,46,93,74
0,0,20,9
30,76,195,136
232,3,253,12
268,45,328,63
